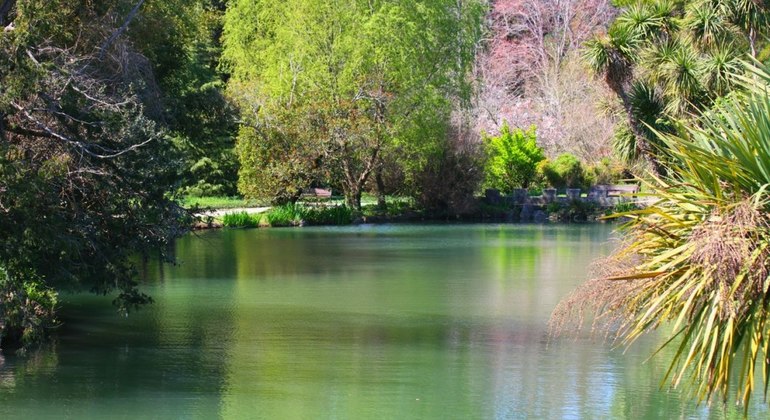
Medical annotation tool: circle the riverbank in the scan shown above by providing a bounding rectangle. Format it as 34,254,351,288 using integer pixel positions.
191,199,638,230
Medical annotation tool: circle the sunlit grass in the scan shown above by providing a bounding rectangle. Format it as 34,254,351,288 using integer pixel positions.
181,196,268,209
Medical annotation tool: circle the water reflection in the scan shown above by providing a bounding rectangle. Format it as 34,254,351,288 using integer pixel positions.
1,224,767,418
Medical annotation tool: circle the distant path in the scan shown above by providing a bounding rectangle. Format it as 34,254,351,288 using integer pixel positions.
195,207,271,218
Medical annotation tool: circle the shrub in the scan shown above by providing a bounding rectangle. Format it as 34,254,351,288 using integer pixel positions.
483,123,545,192
545,200,597,222
589,158,627,185
553,63,770,409
413,141,484,216
541,153,586,190
0,268,58,349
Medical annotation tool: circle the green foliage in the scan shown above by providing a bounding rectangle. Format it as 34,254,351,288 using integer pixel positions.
483,123,545,192
129,0,239,197
540,153,588,190
221,212,260,228
545,200,598,222
589,158,629,185
555,62,770,411
263,204,353,227
265,204,306,227
411,138,484,216
304,206,353,226
0,268,58,349
0,0,187,346
608,201,639,215
586,0,770,167
235,107,326,205
223,0,486,209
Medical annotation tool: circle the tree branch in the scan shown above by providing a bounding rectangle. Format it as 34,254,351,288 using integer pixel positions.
99,0,145,59
10,102,155,159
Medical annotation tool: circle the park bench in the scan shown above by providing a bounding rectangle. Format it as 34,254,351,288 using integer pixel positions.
589,184,640,199
606,184,639,196
301,188,332,200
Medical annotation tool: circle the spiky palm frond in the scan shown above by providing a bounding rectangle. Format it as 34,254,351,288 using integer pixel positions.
727,0,770,32
612,122,640,163
583,26,641,92
661,42,707,114
555,62,770,412
640,37,685,84
703,41,742,96
617,3,666,38
630,80,669,134
684,0,733,47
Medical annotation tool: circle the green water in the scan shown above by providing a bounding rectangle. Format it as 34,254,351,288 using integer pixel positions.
0,224,766,419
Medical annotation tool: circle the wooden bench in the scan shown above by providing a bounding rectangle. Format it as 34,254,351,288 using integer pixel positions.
300,188,332,200
589,184,640,198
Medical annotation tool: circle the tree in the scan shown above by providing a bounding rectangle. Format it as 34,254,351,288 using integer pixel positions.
483,123,544,192
0,0,186,346
553,61,770,411
127,0,239,197
222,0,486,210
584,0,770,170
476,0,617,162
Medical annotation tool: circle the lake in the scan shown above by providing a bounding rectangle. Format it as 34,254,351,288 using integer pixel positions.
0,224,765,419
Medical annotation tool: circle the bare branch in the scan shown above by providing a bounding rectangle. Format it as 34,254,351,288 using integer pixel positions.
10,102,155,159
99,0,145,60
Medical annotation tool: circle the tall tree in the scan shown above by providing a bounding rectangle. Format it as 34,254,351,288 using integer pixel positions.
128,0,239,197
0,0,186,346
584,0,770,170
223,0,485,210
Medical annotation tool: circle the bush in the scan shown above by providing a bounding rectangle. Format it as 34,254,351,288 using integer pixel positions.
0,268,58,349
589,158,628,185
263,204,353,227
546,200,597,222
541,153,587,190
413,142,484,217
483,123,545,192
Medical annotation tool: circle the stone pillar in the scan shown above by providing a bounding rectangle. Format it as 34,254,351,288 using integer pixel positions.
484,189,501,205
566,188,581,201
543,188,557,203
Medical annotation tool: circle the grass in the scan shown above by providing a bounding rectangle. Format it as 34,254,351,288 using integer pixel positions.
220,204,353,228
265,203,305,227
221,212,261,228
360,196,416,217
181,196,268,210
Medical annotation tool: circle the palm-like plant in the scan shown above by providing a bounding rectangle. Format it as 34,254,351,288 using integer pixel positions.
684,0,733,47
585,0,767,168
553,62,770,411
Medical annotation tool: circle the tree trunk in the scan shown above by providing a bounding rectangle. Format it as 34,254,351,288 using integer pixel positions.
345,187,362,212
607,75,663,176
375,169,387,210
0,0,15,26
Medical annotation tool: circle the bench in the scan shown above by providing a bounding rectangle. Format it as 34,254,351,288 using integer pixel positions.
607,184,639,196
300,188,332,200
589,184,640,198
